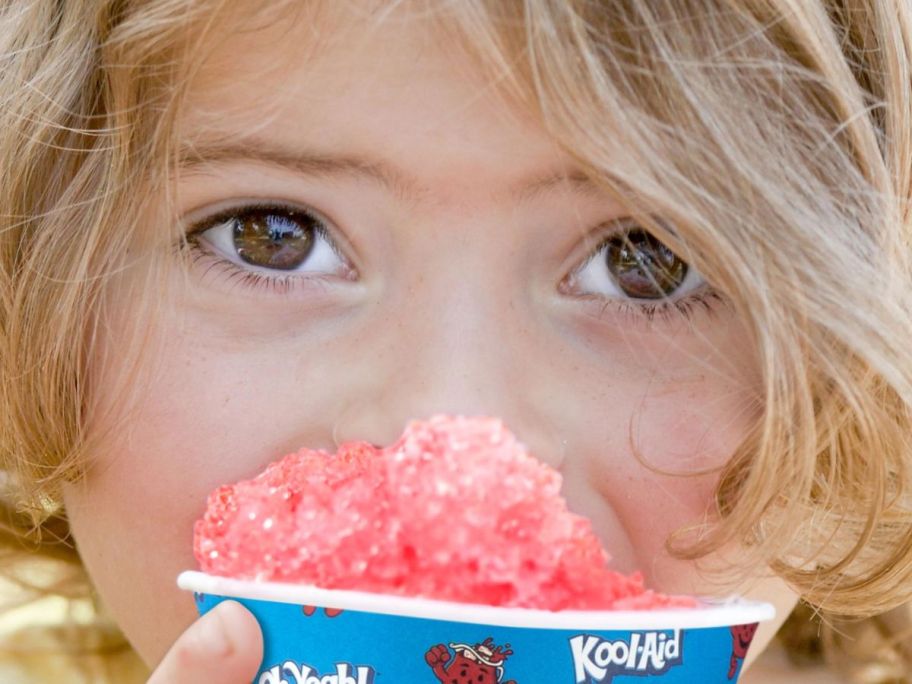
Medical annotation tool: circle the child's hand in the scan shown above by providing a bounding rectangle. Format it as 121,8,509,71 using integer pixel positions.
147,600,263,684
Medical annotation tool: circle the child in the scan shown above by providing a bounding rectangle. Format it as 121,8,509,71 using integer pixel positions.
1,0,910,682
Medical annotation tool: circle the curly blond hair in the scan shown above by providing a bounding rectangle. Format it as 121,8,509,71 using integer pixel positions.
1,0,911,681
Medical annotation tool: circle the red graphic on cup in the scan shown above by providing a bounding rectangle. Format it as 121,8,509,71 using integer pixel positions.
728,623,759,679
425,637,517,684
302,605,343,618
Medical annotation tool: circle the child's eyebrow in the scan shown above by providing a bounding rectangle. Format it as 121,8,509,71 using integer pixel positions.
176,135,608,204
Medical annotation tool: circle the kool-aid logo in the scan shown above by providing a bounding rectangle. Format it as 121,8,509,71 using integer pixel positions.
257,661,376,684
569,630,684,682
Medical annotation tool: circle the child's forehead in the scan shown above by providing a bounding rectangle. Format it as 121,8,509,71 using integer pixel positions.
186,2,484,108
176,2,612,207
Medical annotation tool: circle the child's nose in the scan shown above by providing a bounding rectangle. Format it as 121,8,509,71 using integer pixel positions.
326,271,566,468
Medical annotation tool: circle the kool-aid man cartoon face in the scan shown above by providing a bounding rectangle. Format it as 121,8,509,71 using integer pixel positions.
425,637,517,684
728,623,759,679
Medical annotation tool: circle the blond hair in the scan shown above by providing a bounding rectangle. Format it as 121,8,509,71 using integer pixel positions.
1,0,910,680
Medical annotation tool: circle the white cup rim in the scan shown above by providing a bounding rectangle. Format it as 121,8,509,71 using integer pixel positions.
178,570,775,630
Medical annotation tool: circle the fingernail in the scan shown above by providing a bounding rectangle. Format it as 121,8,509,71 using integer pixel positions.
196,600,241,657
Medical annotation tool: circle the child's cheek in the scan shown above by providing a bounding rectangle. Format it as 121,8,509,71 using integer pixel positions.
550,320,762,592
64,310,349,666
559,379,759,592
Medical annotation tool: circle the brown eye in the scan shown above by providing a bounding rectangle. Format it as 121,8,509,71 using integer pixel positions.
604,229,688,299
188,203,353,286
231,207,318,270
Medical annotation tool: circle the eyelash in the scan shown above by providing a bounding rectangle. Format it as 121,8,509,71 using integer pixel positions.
186,249,339,296
598,288,725,325
182,202,726,324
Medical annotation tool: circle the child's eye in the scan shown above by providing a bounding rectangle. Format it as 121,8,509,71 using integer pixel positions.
568,226,703,300
184,202,357,292
561,221,724,324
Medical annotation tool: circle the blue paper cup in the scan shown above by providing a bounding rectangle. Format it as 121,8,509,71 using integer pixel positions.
178,570,774,683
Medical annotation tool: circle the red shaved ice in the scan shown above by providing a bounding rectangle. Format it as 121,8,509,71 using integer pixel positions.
193,414,696,611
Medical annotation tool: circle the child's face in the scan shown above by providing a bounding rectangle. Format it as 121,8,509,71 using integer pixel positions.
62,2,797,668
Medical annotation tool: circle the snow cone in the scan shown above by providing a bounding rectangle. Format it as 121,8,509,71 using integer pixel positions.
178,415,774,683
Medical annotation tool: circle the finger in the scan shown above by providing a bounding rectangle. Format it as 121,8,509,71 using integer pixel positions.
148,600,263,684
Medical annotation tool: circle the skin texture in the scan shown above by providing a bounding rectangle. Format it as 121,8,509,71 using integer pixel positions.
62,2,800,676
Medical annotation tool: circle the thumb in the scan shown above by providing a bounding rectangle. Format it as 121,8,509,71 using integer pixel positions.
148,600,263,684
